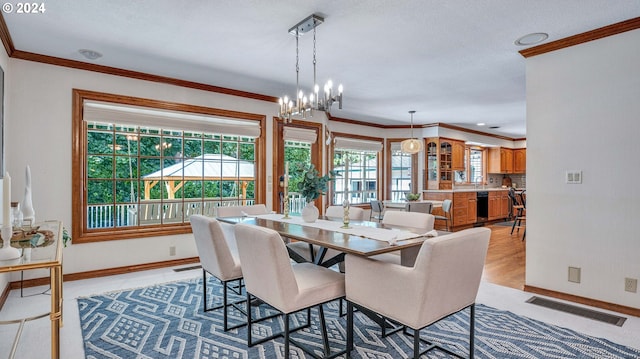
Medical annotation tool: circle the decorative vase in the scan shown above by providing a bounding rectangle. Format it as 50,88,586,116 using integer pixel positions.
22,165,35,224
301,201,319,223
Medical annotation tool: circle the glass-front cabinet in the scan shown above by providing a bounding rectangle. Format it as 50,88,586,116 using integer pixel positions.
425,137,465,190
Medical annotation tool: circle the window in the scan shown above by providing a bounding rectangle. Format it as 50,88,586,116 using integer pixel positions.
457,147,484,183
387,141,417,200
73,90,265,242
284,140,312,214
331,135,383,205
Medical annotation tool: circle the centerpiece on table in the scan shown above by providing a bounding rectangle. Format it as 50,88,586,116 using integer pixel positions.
294,164,337,222
405,193,421,201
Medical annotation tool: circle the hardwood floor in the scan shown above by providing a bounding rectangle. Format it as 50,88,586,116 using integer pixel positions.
482,223,526,290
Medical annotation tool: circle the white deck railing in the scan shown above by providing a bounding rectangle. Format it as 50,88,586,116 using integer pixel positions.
86,195,310,229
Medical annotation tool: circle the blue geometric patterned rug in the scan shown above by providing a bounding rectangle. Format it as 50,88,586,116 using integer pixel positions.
77,277,640,358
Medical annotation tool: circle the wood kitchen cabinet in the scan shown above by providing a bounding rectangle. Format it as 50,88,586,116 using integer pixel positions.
513,148,526,173
499,190,510,218
488,190,510,220
488,147,514,173
451,140,465,170
425,137,465,190
453,192,477,226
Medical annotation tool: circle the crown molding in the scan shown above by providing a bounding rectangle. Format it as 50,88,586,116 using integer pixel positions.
2,13,526,141
0,13,15,56
520,17,640,58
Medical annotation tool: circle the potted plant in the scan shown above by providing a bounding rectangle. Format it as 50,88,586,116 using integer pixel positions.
294,164,337,222
405,193,421,201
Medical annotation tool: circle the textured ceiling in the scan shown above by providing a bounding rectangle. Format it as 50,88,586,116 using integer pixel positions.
4,1,639,137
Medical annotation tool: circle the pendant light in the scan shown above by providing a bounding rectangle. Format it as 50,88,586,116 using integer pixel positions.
401,110,423,154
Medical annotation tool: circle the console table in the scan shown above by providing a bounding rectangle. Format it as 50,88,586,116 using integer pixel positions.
0,220,63,359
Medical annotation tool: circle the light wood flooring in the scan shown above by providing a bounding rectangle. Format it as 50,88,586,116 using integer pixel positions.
482,223,526,290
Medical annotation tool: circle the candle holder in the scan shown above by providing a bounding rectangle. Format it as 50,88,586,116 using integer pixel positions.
282,192,290,219
0,225,21,260
341,198,351,229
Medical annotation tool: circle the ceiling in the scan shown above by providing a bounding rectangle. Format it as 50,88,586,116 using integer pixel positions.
3,1,639,138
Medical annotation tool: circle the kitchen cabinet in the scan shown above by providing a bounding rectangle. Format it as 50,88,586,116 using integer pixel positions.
451,140,465,170
488,147,514,173
425,137,465,190
499,190,510,218
453,192,477,226
488,190,510,220
514,149,526,173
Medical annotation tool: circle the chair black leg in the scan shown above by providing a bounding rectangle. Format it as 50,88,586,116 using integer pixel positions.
413,328,421,359
202,269,208,312
470,304,475,359
284,313,290,358
246,291,253,345
223,280,228,330
318,305,331,356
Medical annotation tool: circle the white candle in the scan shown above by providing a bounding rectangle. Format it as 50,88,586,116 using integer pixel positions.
2,172,10,226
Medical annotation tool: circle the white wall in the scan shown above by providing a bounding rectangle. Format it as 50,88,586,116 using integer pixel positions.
5,59,279,278
0,44,10,291
526,29,640,307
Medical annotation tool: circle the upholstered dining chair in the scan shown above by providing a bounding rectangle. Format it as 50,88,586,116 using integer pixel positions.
234,223,347,358
287,205,363,267
373,210,436,278
406,201,433,214
189,215,245,331
382,210,434,234
369,200,384,222
345,227,491,359
324,205,365,220
216,204,269,217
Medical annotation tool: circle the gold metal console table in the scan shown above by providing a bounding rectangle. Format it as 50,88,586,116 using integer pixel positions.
0,221,63,359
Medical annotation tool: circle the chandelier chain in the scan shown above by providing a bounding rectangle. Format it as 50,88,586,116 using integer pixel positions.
313,25,317,88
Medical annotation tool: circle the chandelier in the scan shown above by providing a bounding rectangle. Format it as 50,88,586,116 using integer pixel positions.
401,110,423,154
279,14,343,123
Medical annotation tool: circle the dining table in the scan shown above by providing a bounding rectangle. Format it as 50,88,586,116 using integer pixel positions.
217,213,443,267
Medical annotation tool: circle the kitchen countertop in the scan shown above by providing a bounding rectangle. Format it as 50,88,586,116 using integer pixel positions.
423,187,523,193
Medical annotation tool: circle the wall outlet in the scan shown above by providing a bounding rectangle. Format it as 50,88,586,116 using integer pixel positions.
568,267,581,283
625,278,638,293
169,246,176,256
566,170,582,184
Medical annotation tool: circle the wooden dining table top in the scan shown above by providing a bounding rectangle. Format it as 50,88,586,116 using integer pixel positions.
217,215,433,257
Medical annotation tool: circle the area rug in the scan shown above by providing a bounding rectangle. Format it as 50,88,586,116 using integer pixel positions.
77,278,640,358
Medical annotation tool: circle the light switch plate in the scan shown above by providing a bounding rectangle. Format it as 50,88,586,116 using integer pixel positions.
566,170,582,184
568,267,581,283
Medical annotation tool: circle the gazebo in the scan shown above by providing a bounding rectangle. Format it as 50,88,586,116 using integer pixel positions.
142,154,255,200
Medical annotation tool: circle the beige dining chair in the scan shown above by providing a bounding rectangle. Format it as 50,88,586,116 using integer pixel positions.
234,223,347,358
216,204,268,217
189,215,244,331
345,227,491,359
373,210,436,276
287,205,363,267
324,205,365,220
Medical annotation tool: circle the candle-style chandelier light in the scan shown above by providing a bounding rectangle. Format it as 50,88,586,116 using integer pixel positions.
278,14,343,123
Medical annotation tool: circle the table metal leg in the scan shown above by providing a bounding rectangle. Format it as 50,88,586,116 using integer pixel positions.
50,264,62,359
